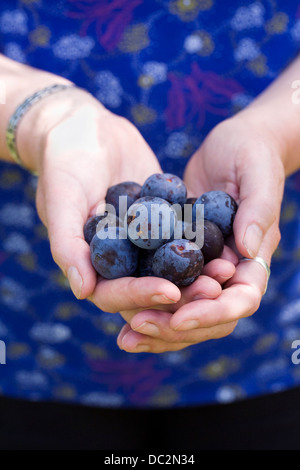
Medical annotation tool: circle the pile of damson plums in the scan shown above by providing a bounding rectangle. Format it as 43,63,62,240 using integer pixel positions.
84,173,238,287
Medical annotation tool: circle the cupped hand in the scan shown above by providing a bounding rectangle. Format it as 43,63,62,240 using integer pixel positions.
35,91,170,306
34,90,227,316
117,114,285,353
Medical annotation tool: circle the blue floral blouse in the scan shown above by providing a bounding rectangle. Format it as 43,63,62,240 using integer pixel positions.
1,0,300,408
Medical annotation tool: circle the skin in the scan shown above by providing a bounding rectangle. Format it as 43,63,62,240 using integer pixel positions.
0,53,300,353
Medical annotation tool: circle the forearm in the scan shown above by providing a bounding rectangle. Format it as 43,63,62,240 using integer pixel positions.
0,54,72,171
239,54,300,176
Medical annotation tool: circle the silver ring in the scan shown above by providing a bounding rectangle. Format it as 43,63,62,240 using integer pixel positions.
240,257,271,294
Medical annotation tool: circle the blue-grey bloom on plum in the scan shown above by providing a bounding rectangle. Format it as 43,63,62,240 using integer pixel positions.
152,239,204,287
140,173,187,206
90,226,139,279
126,196,177,250
192,190,238,238
105,181,142,218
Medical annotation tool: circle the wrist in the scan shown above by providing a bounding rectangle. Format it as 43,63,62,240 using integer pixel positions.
0,54,75,170
235,67,300,178
17,85,100,174
234,106,288,174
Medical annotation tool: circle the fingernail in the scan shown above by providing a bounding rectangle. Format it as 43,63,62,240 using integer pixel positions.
67,266,83,299
132,344,151,353
151,294,177,304
134,322,160,337
243,224,263,258
174,320,199,331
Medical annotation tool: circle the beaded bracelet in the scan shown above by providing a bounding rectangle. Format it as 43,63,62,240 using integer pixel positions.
6,83,75,175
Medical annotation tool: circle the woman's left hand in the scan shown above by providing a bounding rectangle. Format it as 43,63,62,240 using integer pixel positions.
117,113,285,353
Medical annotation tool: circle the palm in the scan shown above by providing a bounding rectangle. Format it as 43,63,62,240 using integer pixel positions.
35,105,162,303
37,110,161,221
185,117,284,263
183,121,242,203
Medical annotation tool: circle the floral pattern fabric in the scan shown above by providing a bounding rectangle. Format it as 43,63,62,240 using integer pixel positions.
1,0,300,408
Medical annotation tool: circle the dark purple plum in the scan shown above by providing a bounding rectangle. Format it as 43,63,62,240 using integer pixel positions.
140,173,187,206
183,197,197,218
181,197,197,229
170,219,194,242
84,213,121,245
138,249,156,277
192,190,238,237
186,197,197,205
178,215,204,250
126,196,177,250
84,214,107,245
90,226,138,279
191,219,224,263
152,239,204,287
105,181,142,218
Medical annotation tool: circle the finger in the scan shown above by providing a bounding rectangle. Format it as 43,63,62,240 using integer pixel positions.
219,244,239,265
129,308,237,342
170,258,268,331
177,274,222,303
117,319,238,353
251,222,281,266
40,168,106,300
117,323,132,345
118,273,223,326
89,276,181,313
201,258,236,285
234,150,284,258
117,322,192,353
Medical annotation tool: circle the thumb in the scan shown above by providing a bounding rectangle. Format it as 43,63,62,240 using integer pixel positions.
37,169,104,300
233,155,285,259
